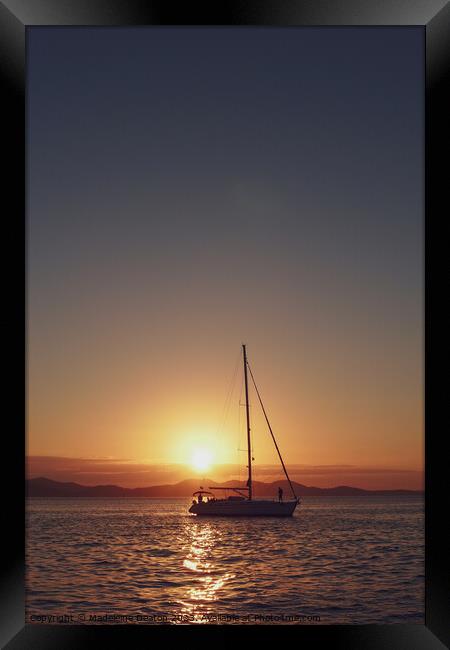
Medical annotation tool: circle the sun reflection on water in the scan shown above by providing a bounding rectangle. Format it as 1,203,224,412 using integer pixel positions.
178,521,234,623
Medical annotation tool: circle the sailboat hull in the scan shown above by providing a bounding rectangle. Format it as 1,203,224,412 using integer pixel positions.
189,499,298,517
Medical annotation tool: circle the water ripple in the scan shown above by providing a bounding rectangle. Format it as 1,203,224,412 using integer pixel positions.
26,496,424,624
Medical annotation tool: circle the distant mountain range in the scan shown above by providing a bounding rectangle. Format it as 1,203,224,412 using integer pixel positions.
26,477,423,498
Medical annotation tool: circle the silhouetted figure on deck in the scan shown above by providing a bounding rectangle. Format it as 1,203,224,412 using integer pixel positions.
278,487,283,503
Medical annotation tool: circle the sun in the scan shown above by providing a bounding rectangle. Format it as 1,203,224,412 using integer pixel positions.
191,448,213,473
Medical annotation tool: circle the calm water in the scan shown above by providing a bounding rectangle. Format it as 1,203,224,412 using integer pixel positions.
26,496,424,625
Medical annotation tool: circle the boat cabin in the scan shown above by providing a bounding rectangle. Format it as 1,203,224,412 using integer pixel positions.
191,490,215,505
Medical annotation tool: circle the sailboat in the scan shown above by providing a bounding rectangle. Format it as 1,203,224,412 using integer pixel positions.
189,345,300,517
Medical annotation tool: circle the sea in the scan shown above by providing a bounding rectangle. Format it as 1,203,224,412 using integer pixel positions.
26,496,424,625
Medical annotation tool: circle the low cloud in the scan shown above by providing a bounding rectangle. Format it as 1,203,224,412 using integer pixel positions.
26,456,423,490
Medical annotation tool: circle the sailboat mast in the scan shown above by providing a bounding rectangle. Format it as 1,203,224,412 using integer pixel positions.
242,344,252,500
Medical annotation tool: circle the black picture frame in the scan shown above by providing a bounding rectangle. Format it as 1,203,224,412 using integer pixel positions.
2,1,448,647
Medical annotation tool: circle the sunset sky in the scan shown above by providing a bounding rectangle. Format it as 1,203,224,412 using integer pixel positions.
27,27,423,490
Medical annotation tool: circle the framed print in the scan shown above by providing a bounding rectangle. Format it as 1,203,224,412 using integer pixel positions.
1,1,449,648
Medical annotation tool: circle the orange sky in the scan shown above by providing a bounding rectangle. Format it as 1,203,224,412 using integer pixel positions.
27,338,423,490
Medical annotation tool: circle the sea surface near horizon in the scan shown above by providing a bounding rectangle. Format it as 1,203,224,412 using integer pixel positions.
26,496,424,625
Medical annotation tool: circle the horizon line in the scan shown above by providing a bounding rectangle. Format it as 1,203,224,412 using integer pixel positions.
27,475,424,493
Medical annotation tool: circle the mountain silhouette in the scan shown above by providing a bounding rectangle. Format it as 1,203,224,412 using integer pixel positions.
26,477,423,498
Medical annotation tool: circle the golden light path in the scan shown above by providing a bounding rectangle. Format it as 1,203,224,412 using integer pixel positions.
179,521,235,624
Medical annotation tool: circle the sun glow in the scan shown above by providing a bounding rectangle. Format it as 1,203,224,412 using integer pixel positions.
191,448,213,473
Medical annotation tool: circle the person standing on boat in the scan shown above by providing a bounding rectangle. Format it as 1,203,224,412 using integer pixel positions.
278,487,283,502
